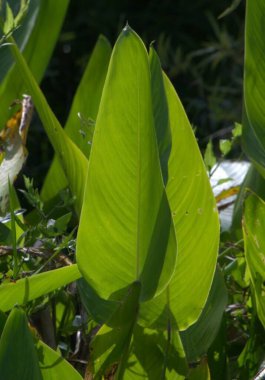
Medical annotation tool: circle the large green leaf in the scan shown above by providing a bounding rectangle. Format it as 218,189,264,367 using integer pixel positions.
242,0,265,175
243,193,265,327
8,38,88,215
76,26,177,302
0,0,69,128
164,73,219,328
139,58,219,330
0,307,42,379
36,339,82,380
0,264,81,312
41,35,111,201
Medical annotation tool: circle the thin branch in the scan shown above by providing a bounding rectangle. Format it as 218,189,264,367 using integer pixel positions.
0,245,72,265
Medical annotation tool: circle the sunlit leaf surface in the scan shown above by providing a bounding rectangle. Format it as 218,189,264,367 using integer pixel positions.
77,27,177,302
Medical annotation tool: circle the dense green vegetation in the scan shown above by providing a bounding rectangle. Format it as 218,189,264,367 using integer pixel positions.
1,0,265,379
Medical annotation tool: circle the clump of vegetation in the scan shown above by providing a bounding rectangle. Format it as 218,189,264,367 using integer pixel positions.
0,1,265,379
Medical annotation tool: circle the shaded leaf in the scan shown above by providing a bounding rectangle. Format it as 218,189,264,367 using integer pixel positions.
36,339,82,380
89,282,141,380
218,0,242,19
124,325,188,379
243,193,265,327
180,268,227,362
0,307,42,379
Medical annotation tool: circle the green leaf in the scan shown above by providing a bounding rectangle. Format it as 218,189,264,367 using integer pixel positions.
180,268,228,362
124,325,188,380
41,35,111,201
76,26,177,302
0,0,69,128
243,193,265,328
0,307,42,379
163,68,219,327
139,70,219,330
149,47,171,184
188,359,211,380
45,212,72,236
78,278,118,324
2,2,14,35
208,319,229,380
0,221,11,244
204,140,216,170
0,264,81,312
219,139,232,156
0,311,7,337
88,281,141,380
36,339,82,380
232,164,265,236
243,0,265,176
232,122,242,138
13,0,31,27
218,0,242,19
242,108,265,178
0,0,38,82
0,0,30,39
8,37,88,215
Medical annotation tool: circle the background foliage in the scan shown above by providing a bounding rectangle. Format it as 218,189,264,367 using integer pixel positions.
25,0,245,187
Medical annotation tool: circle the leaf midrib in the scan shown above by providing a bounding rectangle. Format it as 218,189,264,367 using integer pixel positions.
136,61,141,279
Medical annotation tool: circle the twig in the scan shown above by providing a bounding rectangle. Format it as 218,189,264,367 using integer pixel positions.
0,245,72,266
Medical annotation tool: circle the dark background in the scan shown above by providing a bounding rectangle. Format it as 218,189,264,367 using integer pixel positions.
26,0,245,186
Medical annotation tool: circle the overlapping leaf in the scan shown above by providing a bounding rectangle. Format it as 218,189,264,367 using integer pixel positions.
88,282,141,379
139,51,219,330
124,326,188,380
76,27,177,302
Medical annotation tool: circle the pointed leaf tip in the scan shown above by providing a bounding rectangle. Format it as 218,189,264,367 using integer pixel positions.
122,22,132,34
